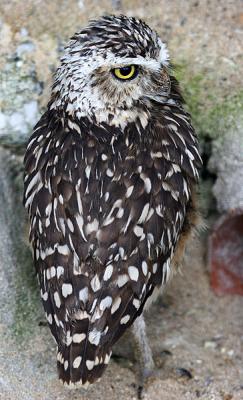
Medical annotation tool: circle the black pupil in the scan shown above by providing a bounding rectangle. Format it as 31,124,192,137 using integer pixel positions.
120,66,132,76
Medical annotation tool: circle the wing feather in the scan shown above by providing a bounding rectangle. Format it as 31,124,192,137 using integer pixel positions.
23,108,201,385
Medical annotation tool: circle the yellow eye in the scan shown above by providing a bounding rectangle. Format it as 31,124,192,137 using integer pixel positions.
112,65,138,81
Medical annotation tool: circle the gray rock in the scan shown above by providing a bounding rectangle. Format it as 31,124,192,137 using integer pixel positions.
0,54,40,144
209,115,243,212
0,112,7,130
16,41,35,57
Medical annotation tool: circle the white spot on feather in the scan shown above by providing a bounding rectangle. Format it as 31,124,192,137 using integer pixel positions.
50,266,56,278
100,296,112,311
153,263,158,273
64,360,69,371
90,275,101,292
88,329,101,346
47,314,53,324
103,265,113,281
41,290,48,301
106,168,113,177
138,203,150,224
86,360,94,370
117,274,129,287
133,298,140,309
58,244,70,256
73,333,86,343
142,261,148,276
133,225,144,237
125,185,134,198
86,218,99,234
104,353,111,364
25,172,40,197
111,297,121,314
62,283,73,298
79,287,88,303
57,266,64,278
73,356,82,369
54,291,61,308
128,266,139,281
120,315,130,324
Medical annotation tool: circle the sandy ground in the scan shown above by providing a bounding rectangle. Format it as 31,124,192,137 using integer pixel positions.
0,1,243,400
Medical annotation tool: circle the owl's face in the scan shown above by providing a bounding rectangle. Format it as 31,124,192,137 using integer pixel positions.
51,15,171,127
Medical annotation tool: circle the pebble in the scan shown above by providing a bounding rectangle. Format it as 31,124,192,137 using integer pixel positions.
175,368,193,380
204,341,217,349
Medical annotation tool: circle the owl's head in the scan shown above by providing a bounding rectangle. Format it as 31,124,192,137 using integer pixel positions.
51,15,176,127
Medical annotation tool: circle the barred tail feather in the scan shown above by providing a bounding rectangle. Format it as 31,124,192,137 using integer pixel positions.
57,321,112,387
57,346,112,386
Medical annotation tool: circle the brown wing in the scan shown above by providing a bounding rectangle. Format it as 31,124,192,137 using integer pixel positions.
23,107,201,385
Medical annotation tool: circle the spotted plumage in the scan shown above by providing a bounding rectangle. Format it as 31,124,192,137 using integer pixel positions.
23,15,202,388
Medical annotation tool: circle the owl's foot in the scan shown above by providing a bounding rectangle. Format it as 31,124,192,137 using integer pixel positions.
137,367,159,399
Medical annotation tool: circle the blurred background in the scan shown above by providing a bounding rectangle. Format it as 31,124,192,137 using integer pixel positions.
0,1,242,399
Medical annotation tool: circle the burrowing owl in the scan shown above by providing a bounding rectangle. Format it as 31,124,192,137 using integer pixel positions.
23,15,202,391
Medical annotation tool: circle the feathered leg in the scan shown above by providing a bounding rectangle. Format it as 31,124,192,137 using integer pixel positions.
132,313,155,398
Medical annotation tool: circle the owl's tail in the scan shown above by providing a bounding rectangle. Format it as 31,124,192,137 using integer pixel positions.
57,320,112,387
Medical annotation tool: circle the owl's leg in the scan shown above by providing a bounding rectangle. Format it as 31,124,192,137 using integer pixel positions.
132,313,155,397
